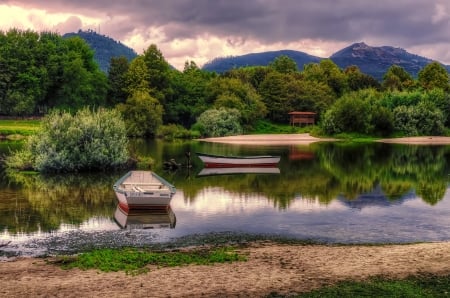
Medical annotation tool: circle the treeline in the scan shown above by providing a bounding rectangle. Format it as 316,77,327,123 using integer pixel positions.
1,29,449,137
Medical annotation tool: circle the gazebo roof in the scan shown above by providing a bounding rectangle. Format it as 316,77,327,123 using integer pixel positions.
288,111,316,115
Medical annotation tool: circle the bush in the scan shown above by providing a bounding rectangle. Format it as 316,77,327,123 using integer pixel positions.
321,95,371,135
156,124,199,140
194,107,242,137
393,101,445,136
7,108,129,172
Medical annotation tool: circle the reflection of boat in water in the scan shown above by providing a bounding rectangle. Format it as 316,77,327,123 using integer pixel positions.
113,171,176,211
197,167,280,176
196,152,280,168
114,205,176,229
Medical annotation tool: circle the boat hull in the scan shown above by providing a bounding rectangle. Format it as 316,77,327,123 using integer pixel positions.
197,153,280,168
114,204,176,229
198,167,280,176
113,171,176,210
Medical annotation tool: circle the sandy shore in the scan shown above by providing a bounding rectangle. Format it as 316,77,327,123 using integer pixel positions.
198,134,450,145
1,241,449,297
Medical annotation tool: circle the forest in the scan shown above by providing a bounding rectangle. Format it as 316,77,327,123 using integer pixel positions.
1,28,449,138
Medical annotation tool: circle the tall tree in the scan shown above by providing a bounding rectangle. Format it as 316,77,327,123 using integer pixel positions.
382,65,415,91
269,55,298,74
107,56,130,106
418,62,450,91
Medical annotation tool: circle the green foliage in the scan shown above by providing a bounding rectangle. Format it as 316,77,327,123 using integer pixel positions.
107,56,130,106
0,119,41,136
117,90,163,137
322,93,372,135
251,119,306,134
156,124,199,140
418,61,450,91
298,274,450,298
269,55,298,73
382,65,415,91
194,107,242,137
393,101,445,136
6,108,129,172
59,247,246,274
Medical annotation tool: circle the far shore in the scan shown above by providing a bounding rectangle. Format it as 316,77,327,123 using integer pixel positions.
198,133,450,145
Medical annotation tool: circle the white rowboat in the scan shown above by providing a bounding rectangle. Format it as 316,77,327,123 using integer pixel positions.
113,171,176,211
197,152,280,168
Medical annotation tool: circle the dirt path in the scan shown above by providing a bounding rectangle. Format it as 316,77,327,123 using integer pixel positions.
1,241,449,297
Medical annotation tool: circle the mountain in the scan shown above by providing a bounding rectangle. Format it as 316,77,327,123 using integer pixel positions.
202,50,322,73
202,42,450,80
63,30,138,72
330,42,450,80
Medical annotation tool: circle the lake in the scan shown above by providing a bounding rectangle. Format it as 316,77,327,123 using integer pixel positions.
1,139,450,257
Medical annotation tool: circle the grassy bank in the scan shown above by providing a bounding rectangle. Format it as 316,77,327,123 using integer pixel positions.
0,119,41,137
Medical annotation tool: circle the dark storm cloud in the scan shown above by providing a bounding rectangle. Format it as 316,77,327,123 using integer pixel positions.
5,0,450,47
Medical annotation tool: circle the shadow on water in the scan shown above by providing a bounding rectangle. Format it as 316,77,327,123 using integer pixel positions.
1,139,450,257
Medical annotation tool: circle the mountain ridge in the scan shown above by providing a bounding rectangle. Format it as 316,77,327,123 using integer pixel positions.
202,42,450,80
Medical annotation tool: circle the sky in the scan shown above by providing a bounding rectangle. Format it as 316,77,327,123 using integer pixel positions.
0,0,449,70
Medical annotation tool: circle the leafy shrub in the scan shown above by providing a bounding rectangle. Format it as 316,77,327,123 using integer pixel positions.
156,124,199,140
393,101,445,136
321,95,371,135
7,108,129,172
194,107,242,137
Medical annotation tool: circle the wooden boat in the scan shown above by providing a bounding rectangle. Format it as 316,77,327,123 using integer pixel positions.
197,167,280,176
196,152,280,168
113,171,176,211
114,204,176,229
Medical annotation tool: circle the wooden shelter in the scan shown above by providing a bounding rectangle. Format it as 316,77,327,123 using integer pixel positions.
288,111,316,126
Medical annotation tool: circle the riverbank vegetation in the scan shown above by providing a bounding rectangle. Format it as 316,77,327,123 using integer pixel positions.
5,108,129,172
56,247,246,274
1,28,449,141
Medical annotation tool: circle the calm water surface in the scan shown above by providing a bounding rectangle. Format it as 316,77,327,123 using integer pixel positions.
1,139,450,257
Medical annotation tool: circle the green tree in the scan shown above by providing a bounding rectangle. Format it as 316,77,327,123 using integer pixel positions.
207,77,267,129
418,62,450,91
142,44,172,102
303,59,347,97
107,56,129,106
382,65,415,91
165,61,214,127
269,55,298,74
117,90,163,137
344,65,380,91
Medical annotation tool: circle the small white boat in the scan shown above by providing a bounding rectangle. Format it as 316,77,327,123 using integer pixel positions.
196,152,280,168
113,171,176,211
197,167,280,176
114,204,176,229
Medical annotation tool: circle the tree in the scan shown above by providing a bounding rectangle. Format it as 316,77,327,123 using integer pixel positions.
107,56,130,106
116,90,163,137
269,55,298,74
344,65,380,91
207,77,267,129
303,59,347,97
382,65,415,91
142,44,172,102
418,62,449,91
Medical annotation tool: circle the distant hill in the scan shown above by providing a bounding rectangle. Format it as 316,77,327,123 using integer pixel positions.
63,30,138,72
202,50,322,73
202,43,450,80
330,42,450,80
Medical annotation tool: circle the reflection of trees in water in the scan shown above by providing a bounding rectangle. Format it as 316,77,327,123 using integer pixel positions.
176,142,450,208
1,170,118,234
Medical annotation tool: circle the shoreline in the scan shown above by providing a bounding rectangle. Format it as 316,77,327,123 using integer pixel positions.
198,133,450,145
1,241,449,297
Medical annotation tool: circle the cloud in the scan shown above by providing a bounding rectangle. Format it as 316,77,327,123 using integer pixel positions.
1,0,449,68
54,16,82,34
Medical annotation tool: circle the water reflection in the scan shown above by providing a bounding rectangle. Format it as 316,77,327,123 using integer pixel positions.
1,140,450,249
113,205,176,229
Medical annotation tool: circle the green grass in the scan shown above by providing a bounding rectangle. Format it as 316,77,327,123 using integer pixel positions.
56,247,247,275
251,120,313,134
0,119,41,136
284,274,450,298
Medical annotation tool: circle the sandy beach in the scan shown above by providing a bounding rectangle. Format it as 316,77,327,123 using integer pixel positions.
1,134,450,297
1,241,449,297
198,133,450,145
